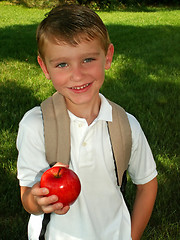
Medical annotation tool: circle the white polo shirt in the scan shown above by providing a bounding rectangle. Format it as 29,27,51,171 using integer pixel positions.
17,94,157,240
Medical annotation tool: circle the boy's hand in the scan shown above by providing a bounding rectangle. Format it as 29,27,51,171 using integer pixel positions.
53,162,69,168
20,163,70,215
31,182,70,215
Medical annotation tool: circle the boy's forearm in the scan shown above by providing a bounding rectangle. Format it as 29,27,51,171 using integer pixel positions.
21,186,43,215
131,177,158,240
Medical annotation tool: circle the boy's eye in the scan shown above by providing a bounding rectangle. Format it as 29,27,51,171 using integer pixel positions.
84,58,95,63
57,62,68,68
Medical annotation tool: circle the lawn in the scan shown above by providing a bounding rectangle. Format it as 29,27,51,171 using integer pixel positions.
0,1,179,239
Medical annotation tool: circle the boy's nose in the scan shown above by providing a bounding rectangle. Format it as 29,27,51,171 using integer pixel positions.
70,65,84,82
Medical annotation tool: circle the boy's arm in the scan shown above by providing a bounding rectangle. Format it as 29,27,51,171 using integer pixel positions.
20,182,70,215
131,177,158,240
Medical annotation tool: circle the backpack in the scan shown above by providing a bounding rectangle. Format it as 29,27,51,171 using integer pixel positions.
39,91,132,240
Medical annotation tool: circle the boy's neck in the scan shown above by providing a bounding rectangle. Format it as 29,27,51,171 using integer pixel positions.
65,96,101,125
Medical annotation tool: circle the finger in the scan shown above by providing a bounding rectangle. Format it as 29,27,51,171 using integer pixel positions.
37,195,58,207
36,195,59,214
53,162,69,168
54,205,70,215
31,185,49,197
41,201,64,214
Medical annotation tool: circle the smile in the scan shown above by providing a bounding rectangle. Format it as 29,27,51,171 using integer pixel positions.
71,83,90,90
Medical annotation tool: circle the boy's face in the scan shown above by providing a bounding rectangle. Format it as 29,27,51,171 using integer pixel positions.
38,38,114,110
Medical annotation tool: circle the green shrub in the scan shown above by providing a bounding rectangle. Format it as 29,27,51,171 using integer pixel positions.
4,0,62,8
4,0,180,9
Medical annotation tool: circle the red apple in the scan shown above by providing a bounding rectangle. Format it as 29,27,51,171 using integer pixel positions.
40,166,81,206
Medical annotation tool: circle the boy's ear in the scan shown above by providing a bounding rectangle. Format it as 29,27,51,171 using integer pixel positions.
37,56,51,80
105,43,114,70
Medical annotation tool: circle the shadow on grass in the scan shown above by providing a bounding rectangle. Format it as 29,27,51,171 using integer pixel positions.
0,24,38,64
0,165,29,239
0,80,41,130
0,81,41,239
0,79,42,185
107,24,180,71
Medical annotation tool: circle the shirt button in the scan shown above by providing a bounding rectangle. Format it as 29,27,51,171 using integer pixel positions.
82,142,87,147
78,123,83,127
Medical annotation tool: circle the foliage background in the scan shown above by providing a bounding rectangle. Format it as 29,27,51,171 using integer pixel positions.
2,0,180,9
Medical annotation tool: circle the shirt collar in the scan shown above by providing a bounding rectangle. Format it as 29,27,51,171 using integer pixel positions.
97,93,112,122
68,93,112,123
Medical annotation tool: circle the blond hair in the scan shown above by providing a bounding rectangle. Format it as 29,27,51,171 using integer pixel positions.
36,4,111,59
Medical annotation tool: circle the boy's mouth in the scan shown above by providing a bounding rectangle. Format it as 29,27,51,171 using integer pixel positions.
71,83,91,90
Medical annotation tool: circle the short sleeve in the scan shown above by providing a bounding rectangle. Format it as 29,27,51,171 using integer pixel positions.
16,107,49,187
127,113,158,185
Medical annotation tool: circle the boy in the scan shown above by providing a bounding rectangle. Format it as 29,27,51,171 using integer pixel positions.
17,4,158,240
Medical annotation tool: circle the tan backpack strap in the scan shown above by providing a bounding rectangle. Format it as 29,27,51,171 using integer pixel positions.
41,92,70,166
108,100,132,186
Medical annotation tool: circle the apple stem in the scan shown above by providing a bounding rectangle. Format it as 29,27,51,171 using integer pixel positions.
57,167,62,178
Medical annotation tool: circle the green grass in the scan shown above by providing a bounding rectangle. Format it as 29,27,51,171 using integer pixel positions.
0,1,179,239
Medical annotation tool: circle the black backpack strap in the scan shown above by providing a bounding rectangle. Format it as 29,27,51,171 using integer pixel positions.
120,170,127,195
39,213,50,240
120,170,130,210
39,162,56,240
